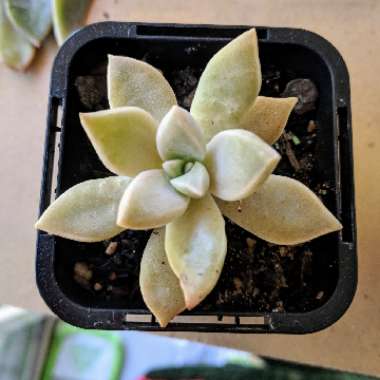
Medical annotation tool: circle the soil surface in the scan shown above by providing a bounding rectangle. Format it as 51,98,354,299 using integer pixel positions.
71,62,337,314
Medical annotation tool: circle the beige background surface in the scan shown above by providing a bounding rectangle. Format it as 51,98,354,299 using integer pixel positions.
0,0,379,376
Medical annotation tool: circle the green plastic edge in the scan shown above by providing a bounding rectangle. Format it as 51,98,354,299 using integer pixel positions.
41,321,124,380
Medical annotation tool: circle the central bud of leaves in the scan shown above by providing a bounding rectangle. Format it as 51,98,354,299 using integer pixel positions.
157,106,210,199
163,159,210,199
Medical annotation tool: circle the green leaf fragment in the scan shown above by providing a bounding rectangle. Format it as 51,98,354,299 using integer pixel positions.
289,132,301,145
5,0,51,47
170,162,210,199
35,176,131,242
52,0,91,46
80,107,162,177
0,0,35,71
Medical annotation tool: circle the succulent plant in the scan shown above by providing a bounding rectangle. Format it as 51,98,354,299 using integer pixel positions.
36,29,342,327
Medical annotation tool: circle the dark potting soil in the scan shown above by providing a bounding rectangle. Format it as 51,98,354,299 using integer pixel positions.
72,63,335,314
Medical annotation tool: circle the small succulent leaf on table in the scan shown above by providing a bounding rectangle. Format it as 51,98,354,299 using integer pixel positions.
52,0,92,46
140,228,186,327
166,194,227,310
170,162,210,199
80,107,162,177
117,169,190,230
191,28,261,142
205,129,280,201
107,55,177,122
156,106,206,161
240,96,298,144
0,0,35,70
217,174,343,245
5,0,52,47
35,176,132,242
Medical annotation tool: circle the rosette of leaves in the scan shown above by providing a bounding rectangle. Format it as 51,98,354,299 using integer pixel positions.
36,29,342,327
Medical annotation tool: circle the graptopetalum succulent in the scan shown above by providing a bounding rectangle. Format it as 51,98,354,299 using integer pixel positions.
36,29,342,327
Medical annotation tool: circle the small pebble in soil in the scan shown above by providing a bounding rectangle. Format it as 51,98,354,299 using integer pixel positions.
233,277,243,291
273,301,285,312
281,78,319,115
316,291,324,300
307,120,317,133
184,46,198,55
246,238,256,254
105,242,118,256
74,262,92,281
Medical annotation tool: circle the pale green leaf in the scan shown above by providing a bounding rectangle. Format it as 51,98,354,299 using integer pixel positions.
140,228,186,327
190,28,261,142
156,106,206,161
166,194,227,310
218,175,343,245
52,0,91,46
107,55,177,122
0,1,35,71
5,0,51,47
170,162,210,199
205,129,280,201
117,169,190,230
162,159,185,178
80,107,161,177
240,96,297,144
35,176,131,242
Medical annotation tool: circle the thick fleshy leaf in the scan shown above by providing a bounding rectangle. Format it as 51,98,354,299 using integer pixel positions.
190,28,261,142
170,162,210,199
35,177,131,242
240,96,298,144
218,175,343,245
166,194,227,310
140,228,186,327
107,55,177,122
117,169,190,230
162,159,184,178
205,129,280,201
52,0,91,45
0,1,35,71
80,107,161,176
156,106,206,161
5,0,51,47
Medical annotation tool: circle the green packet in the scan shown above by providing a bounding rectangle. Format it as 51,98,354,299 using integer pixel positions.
42,322,124,380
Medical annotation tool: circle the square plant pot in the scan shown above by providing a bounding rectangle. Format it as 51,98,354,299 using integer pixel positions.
36,22,357,333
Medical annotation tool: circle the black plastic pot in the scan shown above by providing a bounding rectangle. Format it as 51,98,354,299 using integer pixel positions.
36,22,357,333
